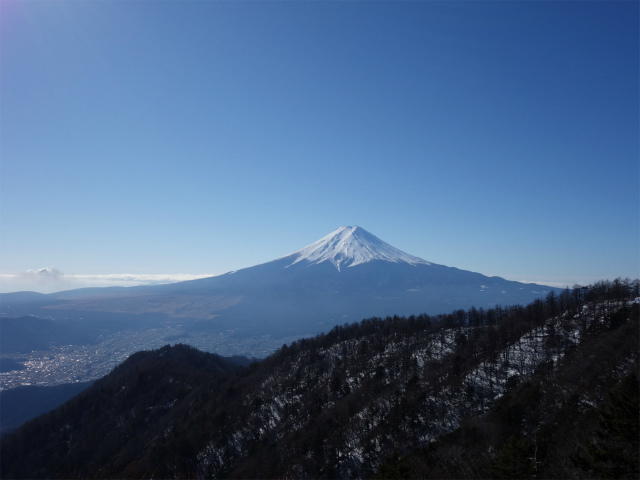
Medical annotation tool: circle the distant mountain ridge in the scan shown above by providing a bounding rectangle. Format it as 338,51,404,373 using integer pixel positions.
0,226,559,336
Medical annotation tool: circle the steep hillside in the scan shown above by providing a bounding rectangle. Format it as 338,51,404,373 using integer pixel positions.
1,280,637,479
0,345,245,478
376,305,639,479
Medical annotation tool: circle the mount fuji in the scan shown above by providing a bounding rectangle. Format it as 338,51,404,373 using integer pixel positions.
283,226,430,270
1,226,559,337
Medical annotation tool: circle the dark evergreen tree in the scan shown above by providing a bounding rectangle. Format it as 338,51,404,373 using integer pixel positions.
490,435,535,479
572,373,639,479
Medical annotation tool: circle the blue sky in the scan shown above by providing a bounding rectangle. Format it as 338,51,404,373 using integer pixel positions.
1,0,638,293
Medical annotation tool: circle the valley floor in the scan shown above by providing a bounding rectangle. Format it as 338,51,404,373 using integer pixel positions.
0,326,304,390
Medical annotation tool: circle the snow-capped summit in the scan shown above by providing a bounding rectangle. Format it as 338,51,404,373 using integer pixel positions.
283,226,431,271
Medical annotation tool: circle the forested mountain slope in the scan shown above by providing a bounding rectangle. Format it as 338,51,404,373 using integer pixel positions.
1,279,638,479
376,302,639,479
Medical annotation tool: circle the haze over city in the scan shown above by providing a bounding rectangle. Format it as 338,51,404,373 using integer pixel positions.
1,0,638,293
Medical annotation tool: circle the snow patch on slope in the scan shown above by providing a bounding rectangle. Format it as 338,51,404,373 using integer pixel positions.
282,226,431,271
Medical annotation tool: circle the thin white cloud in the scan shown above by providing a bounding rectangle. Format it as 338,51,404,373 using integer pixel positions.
71,273,217,284
0,269,220,294
0,266,73,293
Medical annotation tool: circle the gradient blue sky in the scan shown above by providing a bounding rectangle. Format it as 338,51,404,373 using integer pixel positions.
1,0,638,293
